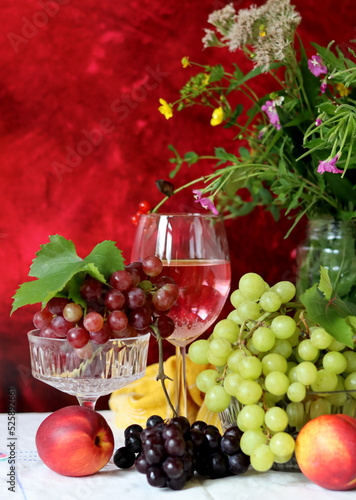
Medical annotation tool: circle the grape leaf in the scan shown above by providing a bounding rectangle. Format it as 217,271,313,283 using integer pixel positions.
318,265,332,300
83,240,124,280
29,235,81,279
11,261,88,314
300,284,354,347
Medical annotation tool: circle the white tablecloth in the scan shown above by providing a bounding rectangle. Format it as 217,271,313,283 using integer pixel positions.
0,411,353,500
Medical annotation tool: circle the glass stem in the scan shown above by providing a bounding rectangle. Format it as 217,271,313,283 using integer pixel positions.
76,397,98,411
175,345,188,418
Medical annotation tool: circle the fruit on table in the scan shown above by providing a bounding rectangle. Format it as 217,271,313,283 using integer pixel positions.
114,414,249,489
187,271,356,473
295,414,356,490
35,406,114,476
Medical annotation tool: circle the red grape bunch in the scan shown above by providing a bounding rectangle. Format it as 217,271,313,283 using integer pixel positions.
32,256,179,357
113,414,250,490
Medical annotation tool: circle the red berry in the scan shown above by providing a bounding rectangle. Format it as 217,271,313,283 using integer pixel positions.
138,200,151,214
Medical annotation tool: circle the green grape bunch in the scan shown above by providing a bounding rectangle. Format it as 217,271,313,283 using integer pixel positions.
188,272,356,473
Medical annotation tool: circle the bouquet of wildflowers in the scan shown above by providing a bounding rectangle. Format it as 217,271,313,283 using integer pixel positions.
156,0,356,237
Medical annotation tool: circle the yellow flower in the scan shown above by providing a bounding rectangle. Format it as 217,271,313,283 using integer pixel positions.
202,73,210,86
181,56,191,68
336,83,350,97
158,98,173,119
210,106,223,126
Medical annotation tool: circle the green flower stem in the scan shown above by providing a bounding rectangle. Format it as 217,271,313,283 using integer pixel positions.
152,176,209,213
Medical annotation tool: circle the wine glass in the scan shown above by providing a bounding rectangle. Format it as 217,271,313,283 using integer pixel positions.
27,330,150,411
131,213,231,418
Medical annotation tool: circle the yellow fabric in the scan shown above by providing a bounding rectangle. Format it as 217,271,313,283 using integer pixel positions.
109,355,221,429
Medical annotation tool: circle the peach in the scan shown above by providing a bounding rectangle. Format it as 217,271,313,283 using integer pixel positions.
36,406,114,476
295,414,356,490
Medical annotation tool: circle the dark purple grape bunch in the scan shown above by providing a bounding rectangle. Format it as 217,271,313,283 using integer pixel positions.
32,256,179,356
113,415,250,490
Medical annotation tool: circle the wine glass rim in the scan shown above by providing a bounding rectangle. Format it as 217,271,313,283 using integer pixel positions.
139,212,222,218
27,329,151,343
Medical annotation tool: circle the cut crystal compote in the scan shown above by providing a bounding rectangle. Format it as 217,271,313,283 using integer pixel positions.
28,330,150,410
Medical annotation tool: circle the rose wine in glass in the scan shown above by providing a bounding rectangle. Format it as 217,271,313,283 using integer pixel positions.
131,213,231,418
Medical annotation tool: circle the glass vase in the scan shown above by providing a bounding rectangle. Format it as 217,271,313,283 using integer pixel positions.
296,219,356,302
219,391,356,472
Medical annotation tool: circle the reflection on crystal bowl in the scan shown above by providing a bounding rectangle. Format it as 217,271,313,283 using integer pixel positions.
28,330,150,399
219,390,356,472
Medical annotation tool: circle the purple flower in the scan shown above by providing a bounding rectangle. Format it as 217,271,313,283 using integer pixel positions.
261,100,281,130
320,81,328,93
317,154,343,175
308,55,327,77
192,190,219,215
315,118,322,126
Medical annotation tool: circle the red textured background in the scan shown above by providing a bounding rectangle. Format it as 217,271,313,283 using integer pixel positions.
1,0,355,412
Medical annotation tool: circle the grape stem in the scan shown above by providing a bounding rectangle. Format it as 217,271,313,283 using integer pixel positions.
154,329,178,418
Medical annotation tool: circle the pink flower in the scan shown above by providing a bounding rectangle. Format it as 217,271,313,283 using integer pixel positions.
261,100,281,130
315,118,322,126
308,55,327,77
320,81,327,93
192,190,219,215
317,154,343,175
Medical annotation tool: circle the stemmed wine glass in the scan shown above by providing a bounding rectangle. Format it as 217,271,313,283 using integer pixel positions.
27,330,150,411
131,213,231,418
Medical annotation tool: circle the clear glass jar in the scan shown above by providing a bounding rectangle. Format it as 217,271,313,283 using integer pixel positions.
296,219,356,301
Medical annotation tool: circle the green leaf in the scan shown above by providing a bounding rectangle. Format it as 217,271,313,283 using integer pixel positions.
83,241,124,280
184,151,200,165
209,64,225,83
300,284,354,347
29,235,81,279
318,266,333,300
224,104,243,128
11,261,88,314
214,147,239,164
318,102,338,115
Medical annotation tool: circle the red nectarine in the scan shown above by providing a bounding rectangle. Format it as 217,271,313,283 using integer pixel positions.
295,414,356,490
36,406,114,476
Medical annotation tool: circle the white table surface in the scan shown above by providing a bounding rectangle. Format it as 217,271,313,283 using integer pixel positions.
0,411,354,500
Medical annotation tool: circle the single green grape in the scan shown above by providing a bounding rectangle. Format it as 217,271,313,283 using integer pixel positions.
237,299,261,322
264,406,289,432
322,350,347,374
287,382,306,402
326,375,347,406
209,337,232,359
328,338,346,352
265,371,290,396
297,339,319,361
237,404,265,430
271,315,296,340
236,380,263,404
262,353,288,375
310,327,333,349
269,432,295,457
344,371,356,396
188,339,210,364
344,351,356,373
268,339,293,359
259,291,282,312
207,349,228,367
250,444,275,472
270,281,296,303
230,289,245,309
223,372,243,396
286,401,305,429
288,327,301,347
295,361,318,386
213,319,239,343
204,385,231,413
310,369,338,392
238,356,263,379
196,369,219,393
309,397,332,419
239,273,267,301
252,327,275,352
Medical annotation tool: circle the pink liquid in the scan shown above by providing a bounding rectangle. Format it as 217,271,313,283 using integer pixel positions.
161,259,231,347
